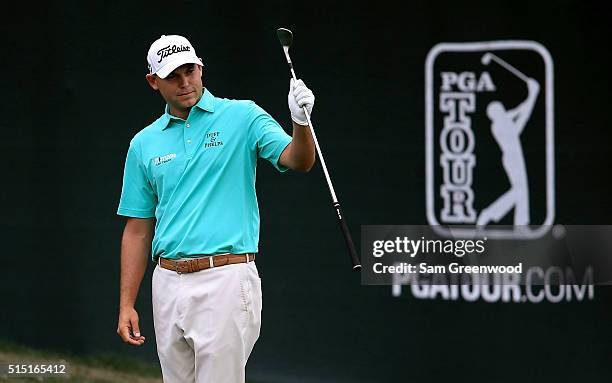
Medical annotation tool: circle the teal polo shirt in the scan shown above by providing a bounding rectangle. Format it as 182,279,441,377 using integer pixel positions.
117,88,292,260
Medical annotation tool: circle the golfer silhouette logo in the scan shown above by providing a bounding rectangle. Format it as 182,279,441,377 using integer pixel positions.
477,53,540,227
426,41,555,239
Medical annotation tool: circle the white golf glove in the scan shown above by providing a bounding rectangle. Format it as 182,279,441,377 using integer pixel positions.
288,78,315,125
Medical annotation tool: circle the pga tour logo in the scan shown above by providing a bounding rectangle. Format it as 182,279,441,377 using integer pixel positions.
425,41,555,239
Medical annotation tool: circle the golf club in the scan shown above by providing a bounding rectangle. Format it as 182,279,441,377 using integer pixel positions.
481,52,529,83
276,27,361,271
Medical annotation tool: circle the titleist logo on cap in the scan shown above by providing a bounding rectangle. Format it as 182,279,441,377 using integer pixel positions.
157,44,191,63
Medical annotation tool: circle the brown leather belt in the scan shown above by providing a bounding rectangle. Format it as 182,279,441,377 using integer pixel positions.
158,253,256,274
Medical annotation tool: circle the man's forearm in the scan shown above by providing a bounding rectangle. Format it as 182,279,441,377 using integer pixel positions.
119,225,153,309
287,121,316,171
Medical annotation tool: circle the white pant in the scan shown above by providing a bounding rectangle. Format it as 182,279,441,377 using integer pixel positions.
152,261,262,383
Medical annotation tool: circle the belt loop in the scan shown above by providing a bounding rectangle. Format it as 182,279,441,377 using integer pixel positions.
246,254,250,263
209,256,214,269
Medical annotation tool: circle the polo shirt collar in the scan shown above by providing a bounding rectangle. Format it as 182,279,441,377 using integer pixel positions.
161,88,215,130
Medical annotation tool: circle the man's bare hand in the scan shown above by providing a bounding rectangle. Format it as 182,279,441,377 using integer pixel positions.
117,307,146,346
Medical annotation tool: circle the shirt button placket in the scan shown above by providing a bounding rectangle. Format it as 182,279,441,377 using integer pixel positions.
185,121,193,156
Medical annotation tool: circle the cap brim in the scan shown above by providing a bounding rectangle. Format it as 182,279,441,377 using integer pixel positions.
155,57,203,79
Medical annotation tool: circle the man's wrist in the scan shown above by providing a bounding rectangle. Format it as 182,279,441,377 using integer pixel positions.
291,116,308,126
119,301,136,311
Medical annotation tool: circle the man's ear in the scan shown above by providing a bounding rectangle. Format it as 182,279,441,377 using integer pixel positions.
145,74,159,90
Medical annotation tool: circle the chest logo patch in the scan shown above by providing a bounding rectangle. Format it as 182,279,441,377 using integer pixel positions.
204,131,224,148
153,153,177,166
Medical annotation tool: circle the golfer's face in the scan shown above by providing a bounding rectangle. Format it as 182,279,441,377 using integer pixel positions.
157,64,203,111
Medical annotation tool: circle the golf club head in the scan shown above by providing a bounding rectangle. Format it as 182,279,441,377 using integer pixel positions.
481,53,492,65
277,28,293,48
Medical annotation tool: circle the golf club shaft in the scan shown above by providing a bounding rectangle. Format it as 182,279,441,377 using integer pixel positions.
489,54,529,83
284,55,361,270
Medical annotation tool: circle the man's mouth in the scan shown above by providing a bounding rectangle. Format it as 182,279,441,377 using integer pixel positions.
178,90,195,96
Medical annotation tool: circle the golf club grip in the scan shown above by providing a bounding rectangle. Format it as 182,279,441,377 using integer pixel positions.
333,202,361,271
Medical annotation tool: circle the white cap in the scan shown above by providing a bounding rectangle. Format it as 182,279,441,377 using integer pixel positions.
147,35,203,79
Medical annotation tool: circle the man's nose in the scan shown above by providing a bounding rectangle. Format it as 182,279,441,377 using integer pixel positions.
178,74,189,87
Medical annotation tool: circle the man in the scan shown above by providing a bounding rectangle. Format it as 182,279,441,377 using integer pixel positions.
116,34,316,383
477,77,539,227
